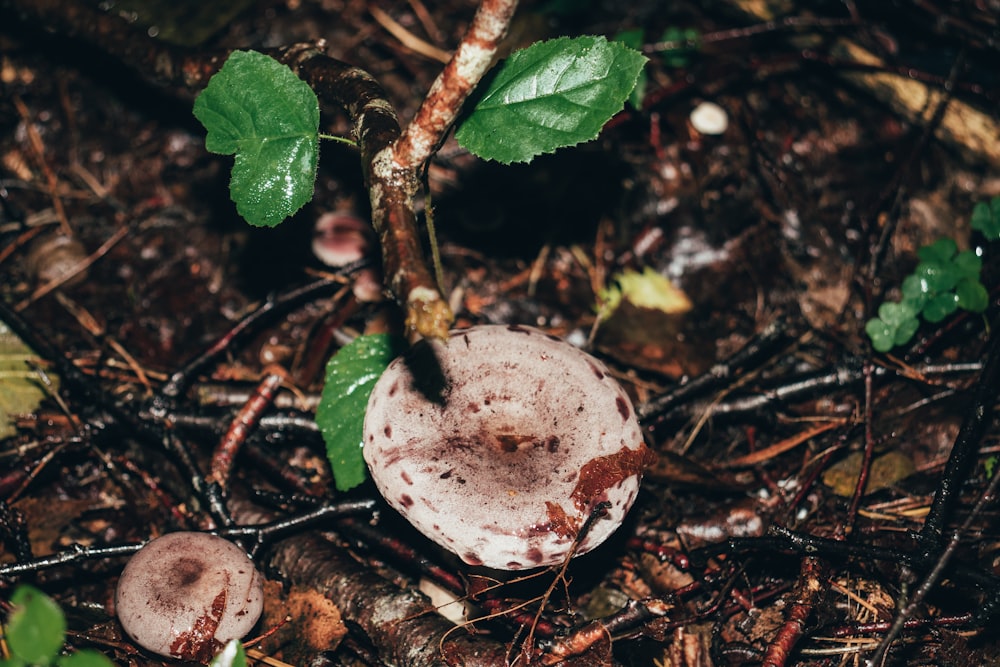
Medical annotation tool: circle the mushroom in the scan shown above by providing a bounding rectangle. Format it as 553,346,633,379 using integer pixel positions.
115,532,264,662
312,210,384,302
363,324,655,570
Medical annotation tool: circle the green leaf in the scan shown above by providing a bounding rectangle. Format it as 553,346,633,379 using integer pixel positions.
6,586,66,665
877,301,918,327
209,640,247,667
193,50,320,227
612,29,647,109
917,237,957,264
659,26,700,68
922,292,959,323
971,197,1000,241
956,277,989,312
317,334,404,491
56,651,115,667
952,249,982,280
865,317,895,352
455,36,647,164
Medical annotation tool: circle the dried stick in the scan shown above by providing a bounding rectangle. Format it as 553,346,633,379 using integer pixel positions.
392,0,518,170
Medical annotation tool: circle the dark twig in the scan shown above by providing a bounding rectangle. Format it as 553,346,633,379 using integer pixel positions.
920,315,1000,547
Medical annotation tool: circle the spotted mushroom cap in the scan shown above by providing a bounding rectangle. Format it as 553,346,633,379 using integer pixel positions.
363,324,654,570
115,532,264,662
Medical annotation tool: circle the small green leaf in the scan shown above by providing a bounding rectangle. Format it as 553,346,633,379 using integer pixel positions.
917,237,957,264
456,36,647,164
193,50,320,227
317,334,404,491
971,197,1000,241
956,278,989,313
6,586,66,666
865,317,895,352
56,651,115,667
659,26,700,68
922,292,959,323
877,301,918,327
952,249,982,280
209,640,247,667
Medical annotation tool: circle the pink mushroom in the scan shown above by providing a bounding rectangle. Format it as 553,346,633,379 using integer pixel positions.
363,324,655,570
115,532,264,662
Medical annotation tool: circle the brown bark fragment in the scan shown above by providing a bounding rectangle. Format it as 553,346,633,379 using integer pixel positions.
266,532,509,667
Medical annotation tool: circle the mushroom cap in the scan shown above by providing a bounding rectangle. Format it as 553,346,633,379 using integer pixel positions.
312,211,373,267
363,324,653,570
115,532,264,661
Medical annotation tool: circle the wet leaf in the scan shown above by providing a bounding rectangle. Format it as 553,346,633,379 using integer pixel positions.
456,36,646,164
822,450,916,497
317,334,404,491
971,196,1000,241
5,585,66,665
193,50,319,227
0,321,54,440
209,640,246,667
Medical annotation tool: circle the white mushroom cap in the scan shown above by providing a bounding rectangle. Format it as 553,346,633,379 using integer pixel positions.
689,101,728,136
115,532,264,662
363,324,654,570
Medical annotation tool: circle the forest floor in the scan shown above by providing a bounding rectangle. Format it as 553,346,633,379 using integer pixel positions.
2,0,1000,665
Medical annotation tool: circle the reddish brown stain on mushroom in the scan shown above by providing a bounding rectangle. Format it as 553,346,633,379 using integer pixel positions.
400,471,413,485
170,588,226,662
384,424,392,437
616,396,630,420
571,444,657,512
546,501,581,539
362,324,651,570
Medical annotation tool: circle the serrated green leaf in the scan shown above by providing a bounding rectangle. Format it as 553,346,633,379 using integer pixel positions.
208,640,247,667
193,50,319,227
6,586,66,665
613,29,647,109
317,334,404,491
455,36,647,164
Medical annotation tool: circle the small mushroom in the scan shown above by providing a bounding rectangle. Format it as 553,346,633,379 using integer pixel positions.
115,532,264,662
312,211,373,267
363,324,655,570
312,211,384,302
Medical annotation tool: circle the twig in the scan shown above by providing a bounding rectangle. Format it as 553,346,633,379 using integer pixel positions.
760,557,827,667
392,0,518,170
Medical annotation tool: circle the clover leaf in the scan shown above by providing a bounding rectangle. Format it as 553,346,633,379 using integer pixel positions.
971,196,1000,241
193,50,320,227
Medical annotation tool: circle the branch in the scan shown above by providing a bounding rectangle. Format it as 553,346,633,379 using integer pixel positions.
392,0,519,169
